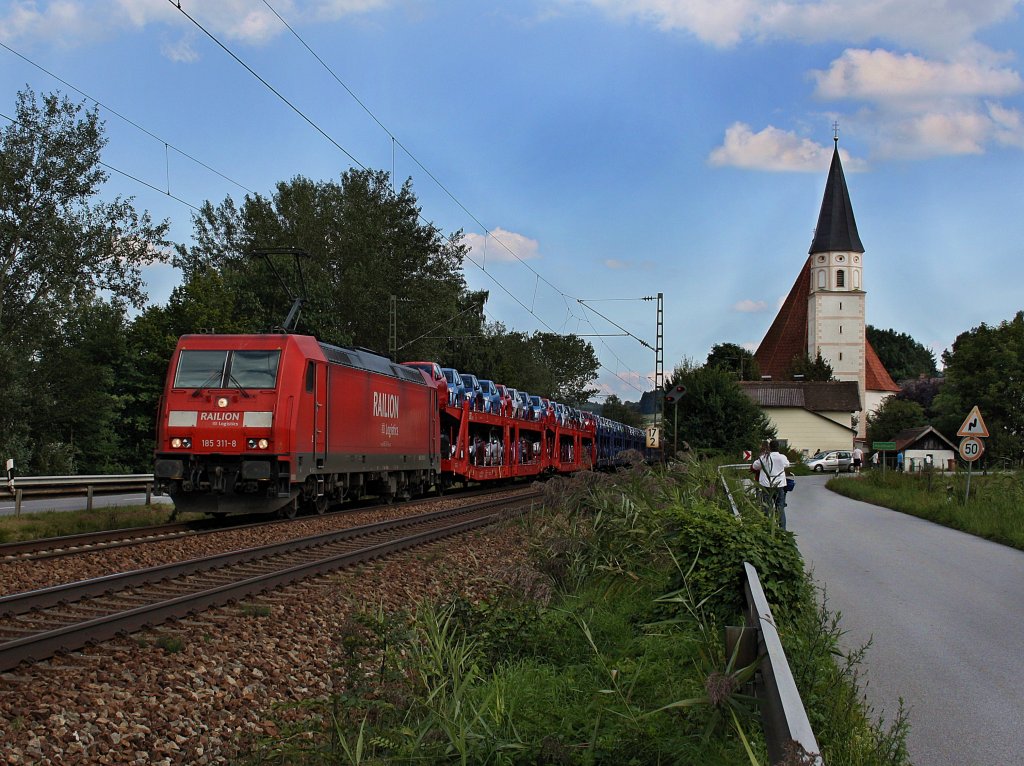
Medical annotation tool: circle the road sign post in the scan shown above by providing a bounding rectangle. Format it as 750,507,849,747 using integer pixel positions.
959,435,985,503
956,407,988,504
872,441,896,475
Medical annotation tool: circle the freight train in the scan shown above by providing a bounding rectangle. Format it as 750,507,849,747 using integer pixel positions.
153,332,648,516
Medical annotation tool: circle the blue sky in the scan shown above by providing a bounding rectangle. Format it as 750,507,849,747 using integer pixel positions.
2,0,1022,399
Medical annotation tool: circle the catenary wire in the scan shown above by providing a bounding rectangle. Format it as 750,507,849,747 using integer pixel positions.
0,110,200,211
164,1,647,393
0,40,255,196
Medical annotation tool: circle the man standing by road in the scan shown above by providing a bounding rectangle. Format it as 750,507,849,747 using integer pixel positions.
852,446,864,474
750,439,791,528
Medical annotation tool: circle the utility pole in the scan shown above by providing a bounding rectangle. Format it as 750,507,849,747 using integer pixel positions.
389,295,398,361
644,293,664,429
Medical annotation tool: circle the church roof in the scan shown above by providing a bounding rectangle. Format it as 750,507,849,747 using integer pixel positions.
754,257,811,381
753,257,900,392
865,340,900,391
809,144,864,255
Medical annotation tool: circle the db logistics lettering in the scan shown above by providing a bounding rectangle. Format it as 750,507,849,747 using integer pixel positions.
373,392,400,419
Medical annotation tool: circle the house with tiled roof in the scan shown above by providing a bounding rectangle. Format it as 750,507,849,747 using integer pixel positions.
755,137,899,441
739,380,860,455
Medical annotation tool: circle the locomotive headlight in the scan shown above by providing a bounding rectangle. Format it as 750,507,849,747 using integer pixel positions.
258,438,269,449
217,396,229,408
247,438,271,450
171,437,192,449
171,437,182,448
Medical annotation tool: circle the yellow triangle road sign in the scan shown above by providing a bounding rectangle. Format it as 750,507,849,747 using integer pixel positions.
957,406,989,438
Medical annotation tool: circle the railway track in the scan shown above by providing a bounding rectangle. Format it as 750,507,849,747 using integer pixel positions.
0,483,536,561
0,491,540,672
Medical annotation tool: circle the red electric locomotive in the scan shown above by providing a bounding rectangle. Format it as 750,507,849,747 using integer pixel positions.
154,333,439,516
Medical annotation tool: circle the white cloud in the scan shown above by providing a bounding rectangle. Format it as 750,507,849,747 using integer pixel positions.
465,228,540,265
708,123,867,172
604,258,628,269
574,0,758,47
873,103,1024,157
568,0,1020,53
989,102,1024,148
812,49,1023,105
0,0,391,53
733,299,769,312
160,36,199,64
810,48,1024,158
741,341,758,352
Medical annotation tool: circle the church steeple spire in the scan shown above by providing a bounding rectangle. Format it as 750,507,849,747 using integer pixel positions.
808,140,863,255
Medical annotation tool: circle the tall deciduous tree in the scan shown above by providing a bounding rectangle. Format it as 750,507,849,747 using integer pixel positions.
866,325,938,382
785,351,834,381
705,342,760,380
932,311,1024,461
0,89,169,343
0,88,168,473
174,171,481,363
865,398,927,446
601,394,644,428
662,361,775,455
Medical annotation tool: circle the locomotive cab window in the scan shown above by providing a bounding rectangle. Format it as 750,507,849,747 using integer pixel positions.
231,350,281,388
305,361,315,392
173,349,281,389
174,350,228,388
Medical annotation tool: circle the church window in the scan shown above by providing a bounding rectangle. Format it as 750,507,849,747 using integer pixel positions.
817,270,825,289
840,325,843,334
839,352,843,361
840,302,843,310
853,270,860,289
836,269,845,288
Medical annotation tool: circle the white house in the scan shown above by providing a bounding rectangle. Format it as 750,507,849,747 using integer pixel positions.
739,380,861,456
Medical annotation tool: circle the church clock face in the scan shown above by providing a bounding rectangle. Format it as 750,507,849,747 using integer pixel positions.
817,255,826,263
835,254,846,263
853,255,860,263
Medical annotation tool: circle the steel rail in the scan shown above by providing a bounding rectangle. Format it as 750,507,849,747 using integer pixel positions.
0,483,538,561
0,493,539,671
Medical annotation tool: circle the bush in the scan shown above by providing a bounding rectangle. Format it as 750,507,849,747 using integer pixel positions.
660,499,809,625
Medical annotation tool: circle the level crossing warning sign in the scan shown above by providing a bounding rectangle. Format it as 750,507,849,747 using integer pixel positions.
957,406,989,438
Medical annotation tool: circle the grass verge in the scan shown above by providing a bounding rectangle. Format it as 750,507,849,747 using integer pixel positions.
827,469,1024,551
241,459,909,765
0,504,194,544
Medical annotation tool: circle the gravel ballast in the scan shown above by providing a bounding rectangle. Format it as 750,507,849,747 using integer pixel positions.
0,511,537,764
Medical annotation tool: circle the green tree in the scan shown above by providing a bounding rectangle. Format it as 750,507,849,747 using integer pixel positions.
705,342,760,380
932,312,1024,461
662,361,774,455
0,88,168,473
600,394,645,428
866,398,927,446
785,351,835,381
174,171,480,362
866,325,938,382
0,88,169,343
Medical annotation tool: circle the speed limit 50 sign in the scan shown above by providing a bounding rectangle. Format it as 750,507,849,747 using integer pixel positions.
959,436,985,462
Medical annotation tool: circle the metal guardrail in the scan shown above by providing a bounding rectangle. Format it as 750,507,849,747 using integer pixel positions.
719,464,823,765
0,474,155,515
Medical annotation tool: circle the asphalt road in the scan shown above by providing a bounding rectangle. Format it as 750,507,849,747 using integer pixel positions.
787,474,1024,766
0,492,174,517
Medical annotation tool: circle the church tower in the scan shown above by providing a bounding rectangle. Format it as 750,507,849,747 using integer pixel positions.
753,134,899,443
806,137,867,418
